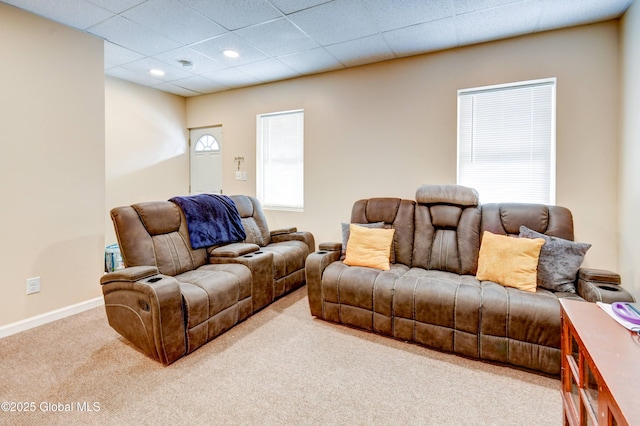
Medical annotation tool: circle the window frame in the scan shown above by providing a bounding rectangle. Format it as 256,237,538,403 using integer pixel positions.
256,109,305,212
456,77,557,205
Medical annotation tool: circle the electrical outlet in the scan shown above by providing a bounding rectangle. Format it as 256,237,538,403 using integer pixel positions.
26,277,40,295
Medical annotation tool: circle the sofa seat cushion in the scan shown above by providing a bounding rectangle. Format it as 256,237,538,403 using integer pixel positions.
321,262,410,334
261,240,309,280
393,269,482,357
176,264,251,321
479,281,574,374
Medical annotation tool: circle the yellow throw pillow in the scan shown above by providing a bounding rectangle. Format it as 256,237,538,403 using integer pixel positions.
344,224,395,271
476,231,545,292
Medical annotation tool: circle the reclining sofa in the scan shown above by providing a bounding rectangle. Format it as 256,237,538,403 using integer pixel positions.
306,184,634,375
100,194,314,365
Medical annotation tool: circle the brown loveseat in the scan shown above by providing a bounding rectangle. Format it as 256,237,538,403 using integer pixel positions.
101,195,314,365
306,185,634,375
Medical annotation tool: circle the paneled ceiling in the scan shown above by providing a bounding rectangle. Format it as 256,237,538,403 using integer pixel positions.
2,0,633,97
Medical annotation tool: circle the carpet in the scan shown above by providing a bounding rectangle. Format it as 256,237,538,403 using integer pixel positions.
0,287,561,425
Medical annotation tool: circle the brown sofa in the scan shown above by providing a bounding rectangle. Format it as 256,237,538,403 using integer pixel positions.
306,184,635,375
101,195,314,364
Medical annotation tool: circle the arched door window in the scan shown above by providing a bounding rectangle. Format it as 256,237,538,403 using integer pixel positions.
195,134,220,152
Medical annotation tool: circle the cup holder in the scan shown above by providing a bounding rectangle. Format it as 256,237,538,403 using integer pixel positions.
317,251,328,254
597,285,620,292
255,251,263,254
243,254,254,258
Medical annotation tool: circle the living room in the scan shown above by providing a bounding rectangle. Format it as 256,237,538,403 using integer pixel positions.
0,0,639,423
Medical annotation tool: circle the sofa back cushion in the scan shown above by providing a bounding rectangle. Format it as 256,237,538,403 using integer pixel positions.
350,198,416,266
229,195,271,247
111,201,206,276
480,203,574,240
412,185,481,275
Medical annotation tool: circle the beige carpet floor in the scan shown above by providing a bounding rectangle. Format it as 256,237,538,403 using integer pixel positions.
0,287,561,425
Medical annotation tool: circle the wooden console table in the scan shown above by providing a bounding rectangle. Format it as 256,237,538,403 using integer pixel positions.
560,299,640,425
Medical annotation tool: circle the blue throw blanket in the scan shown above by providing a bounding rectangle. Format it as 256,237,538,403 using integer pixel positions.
169,194,246,249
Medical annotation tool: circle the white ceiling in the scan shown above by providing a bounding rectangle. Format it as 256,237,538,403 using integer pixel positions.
2,0,633,97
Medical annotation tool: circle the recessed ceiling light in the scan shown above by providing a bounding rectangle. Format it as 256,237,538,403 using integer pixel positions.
223,49,240,58
149,69,165,76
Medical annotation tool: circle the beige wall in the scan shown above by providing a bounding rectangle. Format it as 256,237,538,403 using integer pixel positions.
105,77,188,245
620,3,640,299
0,4,105,326
187,22,621,274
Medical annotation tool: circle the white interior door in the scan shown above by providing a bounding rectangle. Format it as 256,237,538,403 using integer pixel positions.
190,126,223,194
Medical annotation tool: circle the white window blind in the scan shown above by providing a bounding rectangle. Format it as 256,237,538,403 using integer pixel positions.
257,109,304,211
457,78,556,204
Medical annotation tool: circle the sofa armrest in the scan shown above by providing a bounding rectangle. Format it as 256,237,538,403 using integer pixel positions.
207,243,260,258
271,230,316,253
271,227,297,235
101,268,186,365
576,268,635,303
305,244,342,317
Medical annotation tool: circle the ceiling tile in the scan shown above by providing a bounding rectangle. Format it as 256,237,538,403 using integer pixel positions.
122,0,226,45
152,81,202,96
104,41,145,68
362,0,453,32
86,0,146,14
236,59,301,82
105,66,165,86
201,68,262,88
153,47,228,74
120,57,194,82
269,0,333,15
537,0,633,32
179,0,282,30
325,35,396,67
277,48,344,75
288,0,379,46
88,15,181,56
235,18,319,57
3,0,114,30
454,0,542,46
190,33,269,66
453,0,523,15
384,18,458,57
163,76,222,94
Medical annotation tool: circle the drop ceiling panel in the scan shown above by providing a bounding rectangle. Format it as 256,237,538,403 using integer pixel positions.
236,59,301,82
2,0,633,96
3,0,113,30
202,68,262,88
234,18,319,57
268,0,333,15
190,33,269,66
152,81,201,96
326,35,396,67
454,0,542,46
86,0,145,14
122,0,226,44
104,41,145,68
153,47,228,75
166,75,223,94
384,18,458,57
537,0,634,32
278,47,344,75
88,15,181,56
288,0,379,46
120,57,194,82
179,0,282,30
362,0,453,32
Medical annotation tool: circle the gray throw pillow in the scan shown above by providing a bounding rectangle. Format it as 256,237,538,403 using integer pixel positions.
518,225,591,293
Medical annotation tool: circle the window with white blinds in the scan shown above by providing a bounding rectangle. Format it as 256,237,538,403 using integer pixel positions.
257,109,304,211
457,78,556,204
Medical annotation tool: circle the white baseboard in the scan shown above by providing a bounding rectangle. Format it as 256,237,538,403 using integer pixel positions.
0,297,104,339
